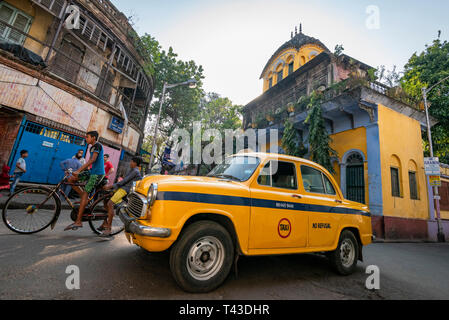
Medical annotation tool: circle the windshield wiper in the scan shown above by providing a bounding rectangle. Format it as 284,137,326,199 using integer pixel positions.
211,174,241,182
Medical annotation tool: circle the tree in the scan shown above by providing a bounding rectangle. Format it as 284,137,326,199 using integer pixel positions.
194,92,243,175
305,92,338,173
281,118,307,158
401,38,449,163
137,34,205,167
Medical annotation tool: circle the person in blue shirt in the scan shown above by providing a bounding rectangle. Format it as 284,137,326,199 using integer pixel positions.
64,131,105,231
59,154,82,198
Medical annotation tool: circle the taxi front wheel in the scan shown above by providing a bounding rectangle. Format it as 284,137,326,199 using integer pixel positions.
169,221,234,293
328,230,359,275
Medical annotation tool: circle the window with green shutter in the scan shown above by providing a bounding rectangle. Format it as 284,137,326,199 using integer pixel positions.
409,171,418,200
391,167,401,197
288,62,294,75
277,70,283,83
0,2,32,45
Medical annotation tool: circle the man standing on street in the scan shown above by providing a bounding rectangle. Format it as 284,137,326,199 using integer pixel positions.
60,153,82,198
10,150,28,195
73,149,86,166
104,154,114,181
64,131,105,231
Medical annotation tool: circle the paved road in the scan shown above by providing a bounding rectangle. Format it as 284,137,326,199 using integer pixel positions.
1,211,448,300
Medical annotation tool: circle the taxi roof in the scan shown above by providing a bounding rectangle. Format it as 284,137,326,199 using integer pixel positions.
233,152,329,172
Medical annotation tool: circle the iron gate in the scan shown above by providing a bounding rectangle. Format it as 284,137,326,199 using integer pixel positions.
9,121,86,184
346,165,365,204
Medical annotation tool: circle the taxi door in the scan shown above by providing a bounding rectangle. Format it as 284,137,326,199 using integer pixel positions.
248,159,308,249
299,164,343,248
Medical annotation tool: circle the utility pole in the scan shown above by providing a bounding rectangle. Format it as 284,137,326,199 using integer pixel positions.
422,82,447,243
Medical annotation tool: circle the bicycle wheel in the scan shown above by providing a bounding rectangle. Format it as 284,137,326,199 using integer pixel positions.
2,187,61,234
88,195,125,236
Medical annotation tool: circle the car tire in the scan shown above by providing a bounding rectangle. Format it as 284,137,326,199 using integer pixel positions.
169,220,234,293
328,230,359,275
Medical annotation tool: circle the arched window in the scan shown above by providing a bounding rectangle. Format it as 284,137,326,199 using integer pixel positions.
390,155,402,198
274,61,285,84
286,55,294,75
266,72,273,89
408,160,419,200
345,152,365,204
309,50,318,60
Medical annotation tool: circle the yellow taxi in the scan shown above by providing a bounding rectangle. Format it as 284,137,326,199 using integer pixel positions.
119,152,372,293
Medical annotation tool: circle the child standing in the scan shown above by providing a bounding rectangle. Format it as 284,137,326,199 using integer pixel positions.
10,150,28,195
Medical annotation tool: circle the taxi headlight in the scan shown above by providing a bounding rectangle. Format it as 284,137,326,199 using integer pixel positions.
147,183,158,207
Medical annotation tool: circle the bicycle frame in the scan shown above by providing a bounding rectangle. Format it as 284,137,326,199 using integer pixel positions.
43,172,109,229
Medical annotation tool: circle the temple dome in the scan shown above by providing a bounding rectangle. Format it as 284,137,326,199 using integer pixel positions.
260,31,330,80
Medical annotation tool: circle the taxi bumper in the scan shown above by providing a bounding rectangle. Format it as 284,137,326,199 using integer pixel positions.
118,207,171,238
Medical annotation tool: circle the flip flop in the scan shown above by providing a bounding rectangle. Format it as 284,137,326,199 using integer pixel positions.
97,225,106,231
98,229,113,238
64,223,83,231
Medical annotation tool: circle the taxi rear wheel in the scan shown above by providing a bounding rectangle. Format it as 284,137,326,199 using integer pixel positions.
169,220,234,293
328,230,359,275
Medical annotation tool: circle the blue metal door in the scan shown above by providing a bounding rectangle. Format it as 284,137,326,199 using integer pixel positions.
9,121,86,184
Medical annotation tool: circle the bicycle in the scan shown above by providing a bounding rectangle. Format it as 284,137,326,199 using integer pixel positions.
1,169,125,236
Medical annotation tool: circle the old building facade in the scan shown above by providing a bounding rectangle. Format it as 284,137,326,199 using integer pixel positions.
0,0,153,184
243,29,449,241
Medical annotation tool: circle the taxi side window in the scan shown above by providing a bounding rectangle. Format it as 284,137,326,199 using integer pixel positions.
257,161,297,190
300,166,336,195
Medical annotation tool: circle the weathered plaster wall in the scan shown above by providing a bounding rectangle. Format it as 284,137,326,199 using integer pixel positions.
377,104,429,220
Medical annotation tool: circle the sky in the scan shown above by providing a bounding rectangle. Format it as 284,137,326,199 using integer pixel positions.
111,0,449,106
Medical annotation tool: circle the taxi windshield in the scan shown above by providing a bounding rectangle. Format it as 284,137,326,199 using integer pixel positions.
207,156,260,182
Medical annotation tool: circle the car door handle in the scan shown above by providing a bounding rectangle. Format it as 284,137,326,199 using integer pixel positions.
292,194,302,199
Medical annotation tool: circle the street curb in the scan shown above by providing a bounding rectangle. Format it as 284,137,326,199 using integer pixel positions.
373,239,442,244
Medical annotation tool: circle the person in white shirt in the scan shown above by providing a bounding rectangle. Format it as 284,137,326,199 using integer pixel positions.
10,150,28,194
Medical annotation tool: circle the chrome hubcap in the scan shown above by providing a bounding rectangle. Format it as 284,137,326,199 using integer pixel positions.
340,239,355,268
187,236,225,281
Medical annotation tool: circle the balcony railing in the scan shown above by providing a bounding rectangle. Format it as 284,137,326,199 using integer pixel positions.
0,16,151,131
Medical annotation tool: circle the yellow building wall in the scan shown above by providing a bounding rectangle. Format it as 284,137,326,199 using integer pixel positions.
5,0,54,56
440,166,449,219
262,44,325,92
329,127,369,205
377,104,429,219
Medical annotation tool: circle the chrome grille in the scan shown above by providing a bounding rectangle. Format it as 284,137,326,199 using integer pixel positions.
126,192,147,218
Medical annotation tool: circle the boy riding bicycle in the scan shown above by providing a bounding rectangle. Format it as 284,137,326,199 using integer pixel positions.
99,156,142,237
64,131,105,231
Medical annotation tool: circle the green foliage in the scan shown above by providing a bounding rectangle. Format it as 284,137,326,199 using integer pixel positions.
136,34,205,137
137,33,205,167
281,118,307,158
367,68,377,82
198,92,243,131
334,44,344,57
295,95,312,113
194,92,243,174
401,38,449,162
305,92,338,173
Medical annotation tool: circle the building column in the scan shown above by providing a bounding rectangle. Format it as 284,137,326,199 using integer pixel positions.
366,122,383,216
340,163,347,198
